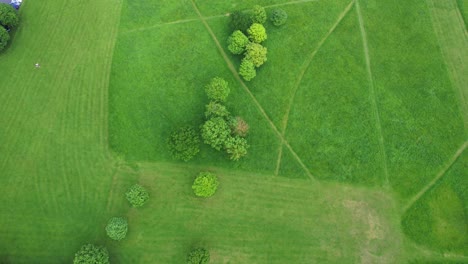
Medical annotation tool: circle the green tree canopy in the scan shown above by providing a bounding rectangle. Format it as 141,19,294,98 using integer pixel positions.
227,30,250,55
270,9,288,26
201,117,231,151
192,172,219,198
73,244,110,264
186,248,210,264
167,126,200,161
105,217,128,241
247,23,267,43
125,184,149,207
239,58,256,81
205,101,230,119
0,26,9,52
0,4,19,29
225,136,249,161
205,77,230,102
245,42,267,67
230,10,252,32
229,116,249,137
251,5,267,24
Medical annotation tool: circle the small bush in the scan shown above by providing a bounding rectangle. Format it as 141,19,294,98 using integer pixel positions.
245,42,267,67
205,101,230,118
0,4,19,29
73,244,110,264
201,117,231,151
270,9,288,26
187,248,210,264
230,116,249,137
192,172,219,197
225,136,249,161
247,23,267,43
230,10,252,32
0,26,9,52
205,77,230,102
168,126,200,161
105,217,128,241
251,5,267,24
239,58,256,81
125,184,149,207
227,30,250,55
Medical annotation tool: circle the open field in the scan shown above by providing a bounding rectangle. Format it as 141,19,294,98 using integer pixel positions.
0,0,466,263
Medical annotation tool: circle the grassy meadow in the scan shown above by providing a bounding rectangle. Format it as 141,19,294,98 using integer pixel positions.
0,0,466,262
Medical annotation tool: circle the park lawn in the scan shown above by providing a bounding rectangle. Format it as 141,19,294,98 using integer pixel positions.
110,162,405,263
359,0,466,200
402,151,468,254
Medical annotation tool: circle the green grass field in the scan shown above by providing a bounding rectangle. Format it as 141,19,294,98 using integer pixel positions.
0,0,467,263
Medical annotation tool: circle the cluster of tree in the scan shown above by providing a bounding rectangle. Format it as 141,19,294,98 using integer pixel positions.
0,4,19,52
227,6,288,81
201,77,250,160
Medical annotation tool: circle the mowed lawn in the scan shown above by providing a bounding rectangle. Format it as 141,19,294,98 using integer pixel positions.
0,0,466,263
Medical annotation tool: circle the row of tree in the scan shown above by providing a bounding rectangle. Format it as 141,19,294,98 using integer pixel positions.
0,4,19,52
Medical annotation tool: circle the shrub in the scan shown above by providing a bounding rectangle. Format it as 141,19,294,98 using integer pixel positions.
187,248,210,264
270,9,288,26
251,5,267,24
205,101,230,118
227,30,250,55
224,136,249,161
0,4,19,29
105,217,128,241
168,126,200,161
230,10,252,32
205,77,230,102
201,117,231,151
0,26,9,52
192,172,219,197
239,58,256,81
247,23,267,43
125,184,149,207
73,244,109,264
229,116,249,137
245,42,267,67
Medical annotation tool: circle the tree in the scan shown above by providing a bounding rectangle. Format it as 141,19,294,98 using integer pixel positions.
205,101,230,118
0,4,19,29
105,217,128,241
201,117,231,151
239,58,256,81
192,172,219,197
205,77,230,102
230,10,252,32
227,30,250,55
270,9,288,26
251,5,267,24
245,42,267,67
247,23,267,43
168,126,200,161
73,244,109,264
229,116,249,137
125,184,149,207
224,136,249,161
0,26,9,52
187,248,210,264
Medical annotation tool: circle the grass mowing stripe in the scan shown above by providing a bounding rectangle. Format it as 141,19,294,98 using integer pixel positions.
355,0,389,186
276,0,355,175
189,0,316,180
402,141,467,212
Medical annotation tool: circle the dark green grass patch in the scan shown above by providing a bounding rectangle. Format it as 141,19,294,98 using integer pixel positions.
119,0,197,32
110,20,281,173
360,0,466,199
402,152,467,254
456,0,468,28
284,6,383,186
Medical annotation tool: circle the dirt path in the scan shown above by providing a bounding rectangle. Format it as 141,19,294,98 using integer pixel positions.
355,0,390,187
189,0,317,181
